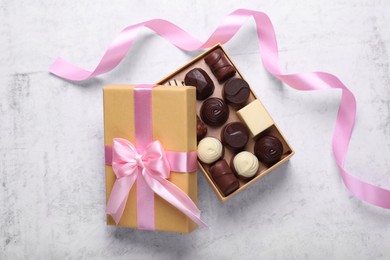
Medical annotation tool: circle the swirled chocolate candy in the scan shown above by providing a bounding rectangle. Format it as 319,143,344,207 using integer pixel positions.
223,78,250,108
184,68,215,100
221,122,249,152
197,137,223,164
200,97,229,126
209,159,240,196
231,151,259,181
254,135,283,166
204,49,236,82
197,115,207,141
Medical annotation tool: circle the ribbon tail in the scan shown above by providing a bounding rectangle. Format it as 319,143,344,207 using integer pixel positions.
143,174,207,227
106,175,137,224
49,24,143,81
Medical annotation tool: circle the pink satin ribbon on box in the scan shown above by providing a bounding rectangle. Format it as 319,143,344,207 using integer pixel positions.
105,85,205,230
49,9,390,209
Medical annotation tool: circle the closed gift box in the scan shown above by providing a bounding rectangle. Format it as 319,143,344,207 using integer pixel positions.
103,85,199,233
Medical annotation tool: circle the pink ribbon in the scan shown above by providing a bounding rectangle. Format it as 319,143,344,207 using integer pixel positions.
105,145,198,173
49,9,390,209
106,85,205,230
106,138,205,228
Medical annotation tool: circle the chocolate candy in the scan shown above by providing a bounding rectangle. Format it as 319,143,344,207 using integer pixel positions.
210,159,240,196
221,122,249,152
237,100,274,137
197,137,223,164
231,151,259,181
165,79,184,86
223,78,250,108
200,98,229,126
184,68,215,100
196,115,207,141
204,49,236,82
254,135,283,166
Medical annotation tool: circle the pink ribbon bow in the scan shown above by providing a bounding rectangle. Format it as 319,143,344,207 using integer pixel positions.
106,138,206,228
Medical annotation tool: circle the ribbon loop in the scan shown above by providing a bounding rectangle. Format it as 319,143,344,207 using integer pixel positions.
111,138,139,178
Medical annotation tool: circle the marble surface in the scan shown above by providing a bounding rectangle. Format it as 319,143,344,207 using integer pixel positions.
1,1,390,259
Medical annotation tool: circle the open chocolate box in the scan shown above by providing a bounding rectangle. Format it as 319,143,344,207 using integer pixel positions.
158,44,294,202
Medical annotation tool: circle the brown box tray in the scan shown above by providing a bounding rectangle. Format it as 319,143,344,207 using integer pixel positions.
157,44,294,202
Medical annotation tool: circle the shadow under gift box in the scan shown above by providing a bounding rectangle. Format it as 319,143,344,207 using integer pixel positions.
158,44,295,202
103,85,198,233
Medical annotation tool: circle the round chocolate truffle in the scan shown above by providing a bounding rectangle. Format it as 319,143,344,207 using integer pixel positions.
223,78,250,108
196,115,207,141
232,151,259,181
254,135,283,166
184,68,215,100
200,98,229,126
221,122,249,152
197,137,223,164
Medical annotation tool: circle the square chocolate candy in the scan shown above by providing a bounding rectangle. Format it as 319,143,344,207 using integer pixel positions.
237,100,274,137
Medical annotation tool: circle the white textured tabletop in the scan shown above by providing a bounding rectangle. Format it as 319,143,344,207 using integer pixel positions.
1,1,390,259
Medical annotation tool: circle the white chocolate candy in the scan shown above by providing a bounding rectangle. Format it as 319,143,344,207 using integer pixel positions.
197,137,223,164
237,99,274,137
233,151,259,178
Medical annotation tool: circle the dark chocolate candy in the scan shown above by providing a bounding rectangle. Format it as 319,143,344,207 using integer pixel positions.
254,135,283,166
200,97,229,126
204,49,236,82
221,122,249,152
184,68,215,100
209,159,240,196
223,78,250,108
196,115,207,141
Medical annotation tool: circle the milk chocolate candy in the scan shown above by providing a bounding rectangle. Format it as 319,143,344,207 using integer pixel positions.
221,122,249,152
200,97,229,126
223,78,250,108
209,159,240,196
196,115,208,141
204,49,236,82
254,135,283,166
184,68,215,100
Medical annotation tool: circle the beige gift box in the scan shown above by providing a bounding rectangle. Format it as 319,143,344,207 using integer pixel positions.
103,85,199,233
